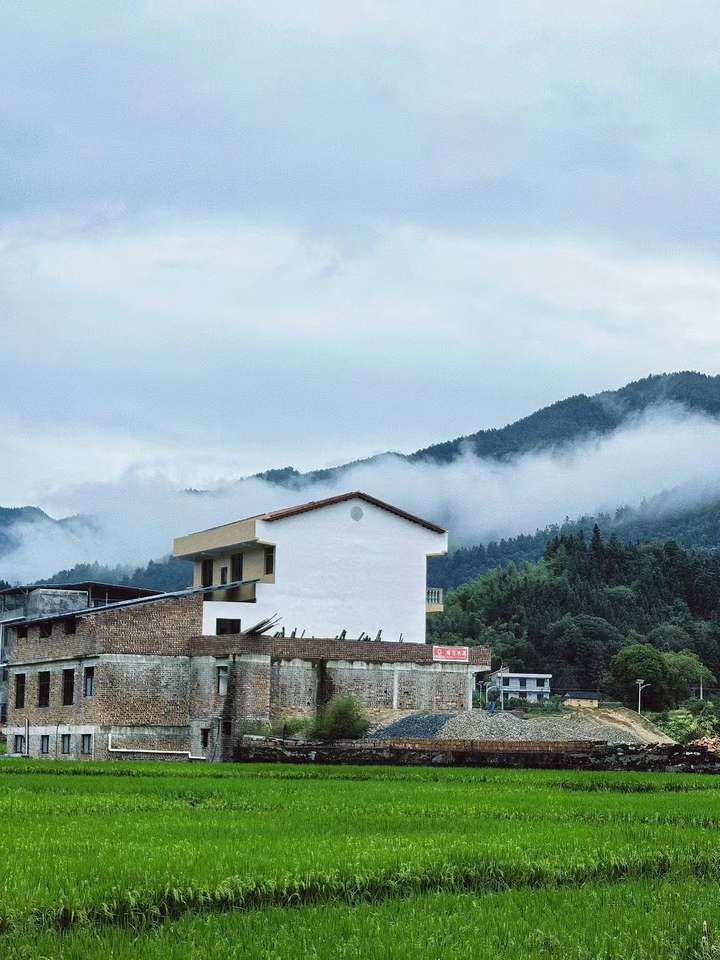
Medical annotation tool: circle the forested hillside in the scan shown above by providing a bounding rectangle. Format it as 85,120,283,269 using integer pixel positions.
429,531,720,702
251,371,720,486
38,556,193,593
429,491,720,589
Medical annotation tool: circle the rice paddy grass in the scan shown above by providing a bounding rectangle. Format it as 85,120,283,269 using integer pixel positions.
1,759,719,958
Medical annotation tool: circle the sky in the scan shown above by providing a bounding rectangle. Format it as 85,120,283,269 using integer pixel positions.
3,1,720,508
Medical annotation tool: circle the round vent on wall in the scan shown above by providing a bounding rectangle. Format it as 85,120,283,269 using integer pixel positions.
350,505,364,521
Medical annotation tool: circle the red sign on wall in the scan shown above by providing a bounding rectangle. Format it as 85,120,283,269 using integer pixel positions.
432,645,469,663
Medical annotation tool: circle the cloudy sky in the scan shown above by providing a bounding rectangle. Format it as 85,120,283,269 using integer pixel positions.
4,1,720,508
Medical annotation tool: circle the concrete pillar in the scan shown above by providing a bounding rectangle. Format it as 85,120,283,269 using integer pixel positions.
465,669,477,710
392,667,399,710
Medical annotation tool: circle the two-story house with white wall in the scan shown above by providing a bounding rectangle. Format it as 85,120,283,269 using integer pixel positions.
488,670,553,705
174,491,448,644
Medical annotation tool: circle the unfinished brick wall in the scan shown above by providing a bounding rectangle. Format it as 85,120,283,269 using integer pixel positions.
93,656,191,725
191,634,491,667
270,659,319,721
5,654,191,731
395,664,467,712
232,655,272,726
11,595,203,665
322,662,394,713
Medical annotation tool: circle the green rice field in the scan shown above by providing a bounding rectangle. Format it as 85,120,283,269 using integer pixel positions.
1,759,720,958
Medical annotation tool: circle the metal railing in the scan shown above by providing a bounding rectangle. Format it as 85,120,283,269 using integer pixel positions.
426,587,443,606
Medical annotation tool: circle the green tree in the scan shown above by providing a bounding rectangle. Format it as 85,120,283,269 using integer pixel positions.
603,644,670,710
662,650,715,704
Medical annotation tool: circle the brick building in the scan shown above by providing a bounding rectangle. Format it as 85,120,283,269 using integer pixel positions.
0,582,157,725
3,590,489,760
2,492,491,761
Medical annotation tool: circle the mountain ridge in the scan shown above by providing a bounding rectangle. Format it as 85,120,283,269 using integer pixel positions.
245,371,720,487
3,370,720,587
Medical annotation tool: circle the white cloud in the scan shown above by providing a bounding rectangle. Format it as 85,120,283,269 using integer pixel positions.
4,405,720,583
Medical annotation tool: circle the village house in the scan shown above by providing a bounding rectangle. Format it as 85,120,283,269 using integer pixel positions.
174,490,450,643
1,492,491,761
488,670,553,705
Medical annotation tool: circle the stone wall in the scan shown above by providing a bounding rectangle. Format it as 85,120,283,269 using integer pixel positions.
233,739,720,774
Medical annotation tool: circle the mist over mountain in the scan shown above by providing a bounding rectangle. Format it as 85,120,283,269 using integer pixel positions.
245,372,720,487
3,371,720,587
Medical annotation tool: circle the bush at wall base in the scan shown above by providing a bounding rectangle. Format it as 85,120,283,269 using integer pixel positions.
310,696,371,741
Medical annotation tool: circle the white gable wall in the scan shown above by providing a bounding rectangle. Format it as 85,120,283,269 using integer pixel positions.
202,496,447,642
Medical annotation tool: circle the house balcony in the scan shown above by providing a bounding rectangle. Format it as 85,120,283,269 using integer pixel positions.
426,587,444,614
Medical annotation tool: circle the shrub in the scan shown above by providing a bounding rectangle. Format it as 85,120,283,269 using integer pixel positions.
270,716,311,739
657,703,719,744
505,697,529,713
310,696,370,741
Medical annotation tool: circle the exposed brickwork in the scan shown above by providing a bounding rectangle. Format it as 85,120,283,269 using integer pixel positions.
232,656,272,725
191,634,491,667
11,595,203,665
270,659,318,721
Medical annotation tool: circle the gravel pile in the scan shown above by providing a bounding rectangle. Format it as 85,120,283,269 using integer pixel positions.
438,710,643,744
372,713,453,740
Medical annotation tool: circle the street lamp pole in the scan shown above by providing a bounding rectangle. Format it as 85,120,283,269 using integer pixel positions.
636,678,650,714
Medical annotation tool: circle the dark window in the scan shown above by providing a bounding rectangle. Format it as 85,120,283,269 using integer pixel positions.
537,694,545,704
201,559,213,588
519,678,527,688
231,553,243,582
264,546,275,576
39,622,52,639
15,673,26,709
201,728,210,749
536,678,545,687
0,703,6,724
61,733,71,755
64,618,77,635
502,677,510,687
16,625,27,639
216,619,240,636
519,691,528,700
217,665,229,696
83,666,95,697
220,566,228,585
40,735,49,755
81,734,92,755
2,665,7,682
38,671,50,707
62,668,75,706
222,720,232,736
14,734,25,754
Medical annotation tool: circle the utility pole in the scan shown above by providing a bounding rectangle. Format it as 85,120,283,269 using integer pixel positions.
499,663,507,712
636,678,650,714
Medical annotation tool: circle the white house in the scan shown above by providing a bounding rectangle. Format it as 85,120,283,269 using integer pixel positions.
488,670,552,704
174,491,448,644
